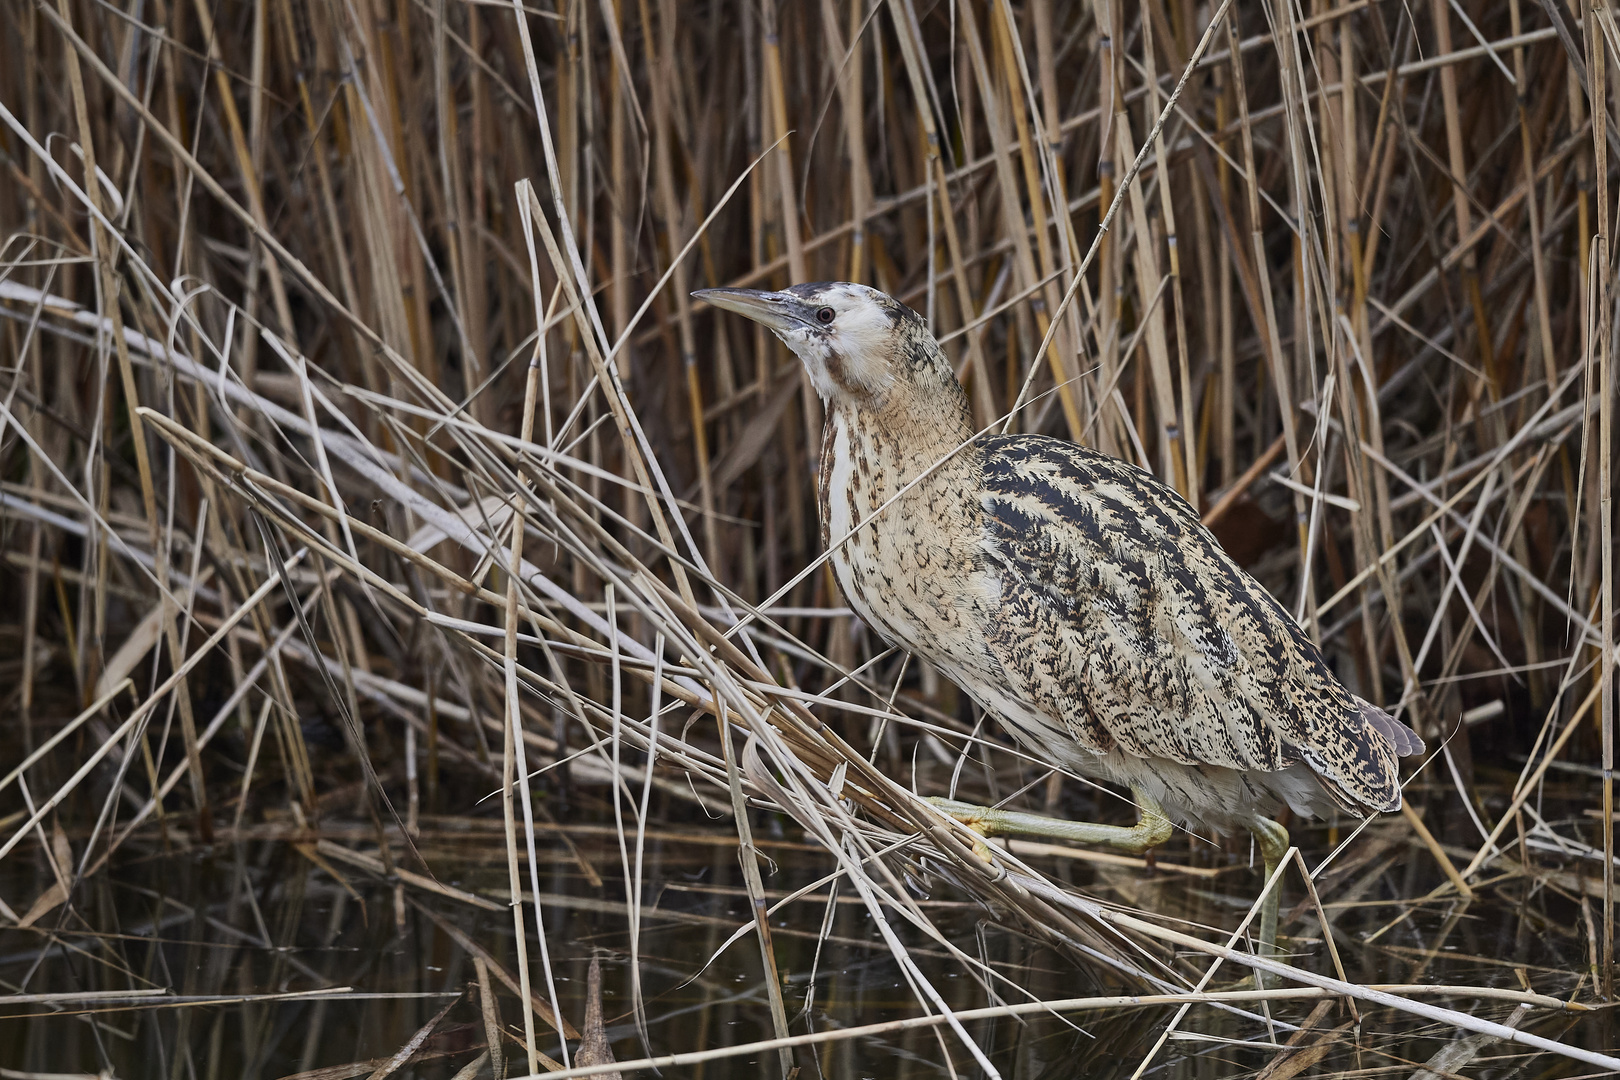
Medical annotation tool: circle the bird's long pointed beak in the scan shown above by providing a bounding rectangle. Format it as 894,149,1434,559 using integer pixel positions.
692,287,811,334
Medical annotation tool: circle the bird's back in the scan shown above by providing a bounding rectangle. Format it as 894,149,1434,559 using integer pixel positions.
971,435,1420,826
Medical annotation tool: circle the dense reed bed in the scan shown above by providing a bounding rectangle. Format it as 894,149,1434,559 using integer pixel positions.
1,0,1617,1075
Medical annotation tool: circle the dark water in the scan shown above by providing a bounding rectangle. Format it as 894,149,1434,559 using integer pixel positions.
1,788,1611,1078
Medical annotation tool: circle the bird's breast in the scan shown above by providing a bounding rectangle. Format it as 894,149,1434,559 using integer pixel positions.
818,413,1002,683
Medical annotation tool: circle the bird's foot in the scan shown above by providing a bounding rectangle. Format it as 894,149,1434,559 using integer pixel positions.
924,797,998,861
924,792,1172,854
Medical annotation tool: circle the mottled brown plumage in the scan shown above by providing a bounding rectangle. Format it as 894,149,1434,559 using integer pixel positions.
696,282,1422,857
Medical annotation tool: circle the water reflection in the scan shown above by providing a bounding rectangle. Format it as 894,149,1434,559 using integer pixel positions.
0,799,1605,1078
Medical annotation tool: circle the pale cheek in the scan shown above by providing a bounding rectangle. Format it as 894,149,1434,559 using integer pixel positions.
838,325,894,379
841,347,897,397
846,353,888,390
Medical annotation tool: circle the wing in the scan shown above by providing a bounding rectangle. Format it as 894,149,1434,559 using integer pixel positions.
977,435,1415,814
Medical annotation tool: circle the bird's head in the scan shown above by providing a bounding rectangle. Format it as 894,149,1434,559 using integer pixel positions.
694,282,963,415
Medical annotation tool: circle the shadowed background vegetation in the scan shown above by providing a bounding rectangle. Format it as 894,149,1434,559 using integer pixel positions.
1,0,1617,1076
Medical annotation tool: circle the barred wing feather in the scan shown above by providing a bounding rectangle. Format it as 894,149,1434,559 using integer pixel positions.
976,436,1418,816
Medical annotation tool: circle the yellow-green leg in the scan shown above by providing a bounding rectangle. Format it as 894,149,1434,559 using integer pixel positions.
928,785,1173,856
1248,816,1290,986
929,794,1289,977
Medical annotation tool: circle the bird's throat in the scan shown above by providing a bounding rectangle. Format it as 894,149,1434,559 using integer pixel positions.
817,400,978,545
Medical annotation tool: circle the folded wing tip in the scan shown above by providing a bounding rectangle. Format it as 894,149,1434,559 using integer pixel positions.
1356,696,1425,758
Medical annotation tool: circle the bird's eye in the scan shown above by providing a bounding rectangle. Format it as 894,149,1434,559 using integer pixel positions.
816,307,836,325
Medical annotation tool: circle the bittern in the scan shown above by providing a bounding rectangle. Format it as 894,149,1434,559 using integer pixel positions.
695,281,1423,953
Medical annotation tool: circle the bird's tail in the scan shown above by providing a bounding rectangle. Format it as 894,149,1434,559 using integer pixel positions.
1355,696,1425,757
1303,698,1424,818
